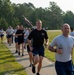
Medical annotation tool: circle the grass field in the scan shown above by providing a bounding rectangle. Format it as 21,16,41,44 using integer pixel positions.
45,30,61,61
0,43,27,75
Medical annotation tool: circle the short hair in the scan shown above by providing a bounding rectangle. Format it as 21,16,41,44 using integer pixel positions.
36,20,42,23
61,23,70,29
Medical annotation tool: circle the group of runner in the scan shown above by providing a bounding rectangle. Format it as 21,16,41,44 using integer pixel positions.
0,20,74,75
5,25,31,56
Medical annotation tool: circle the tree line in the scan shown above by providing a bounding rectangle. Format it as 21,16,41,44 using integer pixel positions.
0,0,74,30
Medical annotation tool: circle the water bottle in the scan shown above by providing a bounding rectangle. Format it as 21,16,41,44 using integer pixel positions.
59,44,62,54
59,44,62,49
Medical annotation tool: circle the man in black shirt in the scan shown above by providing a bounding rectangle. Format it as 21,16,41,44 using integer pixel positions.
16,25,24,56
28,20,49,75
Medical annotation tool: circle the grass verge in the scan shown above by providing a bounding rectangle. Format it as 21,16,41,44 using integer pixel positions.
0,43,27,75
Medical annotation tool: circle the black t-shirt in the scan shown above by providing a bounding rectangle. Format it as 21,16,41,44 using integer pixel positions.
16,29,24,40
28,29,48,47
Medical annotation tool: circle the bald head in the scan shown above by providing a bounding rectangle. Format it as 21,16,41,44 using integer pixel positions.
36,20,42,30
61,23,70,37
61,23,70,29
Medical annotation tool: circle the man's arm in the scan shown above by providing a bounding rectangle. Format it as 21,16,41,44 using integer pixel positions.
48,45,62,54
48,45,57,52
28,39,32,48
44,39,49,47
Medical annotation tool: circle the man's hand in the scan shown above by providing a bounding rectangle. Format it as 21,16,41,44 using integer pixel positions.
44,43,48,48
56,49,62,54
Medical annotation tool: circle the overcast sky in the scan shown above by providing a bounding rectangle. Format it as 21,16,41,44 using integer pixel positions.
10,0,74,13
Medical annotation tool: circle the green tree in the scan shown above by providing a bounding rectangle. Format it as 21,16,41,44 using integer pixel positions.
0,18,8,30
12,17,20,28
63,11,74,28
1,0,14,26
48,2,64,29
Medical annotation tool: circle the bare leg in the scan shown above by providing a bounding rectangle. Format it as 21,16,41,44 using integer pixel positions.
37,56,43,73
22,43,24,56
32,55,39,73
28,52,33,66
15,43,18,53
18,44,20,55
33,55,39,66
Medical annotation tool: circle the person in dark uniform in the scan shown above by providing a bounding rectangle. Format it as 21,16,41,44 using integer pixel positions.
16,25,24,56
28,20,49,75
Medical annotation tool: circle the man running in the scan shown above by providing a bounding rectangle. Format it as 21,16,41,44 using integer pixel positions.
28,20,49,75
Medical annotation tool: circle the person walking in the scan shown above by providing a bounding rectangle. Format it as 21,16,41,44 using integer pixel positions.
28,20,49,75
48,23,74,75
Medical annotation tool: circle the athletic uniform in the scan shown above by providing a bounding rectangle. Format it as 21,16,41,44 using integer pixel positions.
16,29,24,44
6,28,14,38
0,29,4,37
28,29,48,56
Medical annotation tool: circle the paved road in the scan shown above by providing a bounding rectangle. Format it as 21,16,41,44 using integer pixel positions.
5,42,56,75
